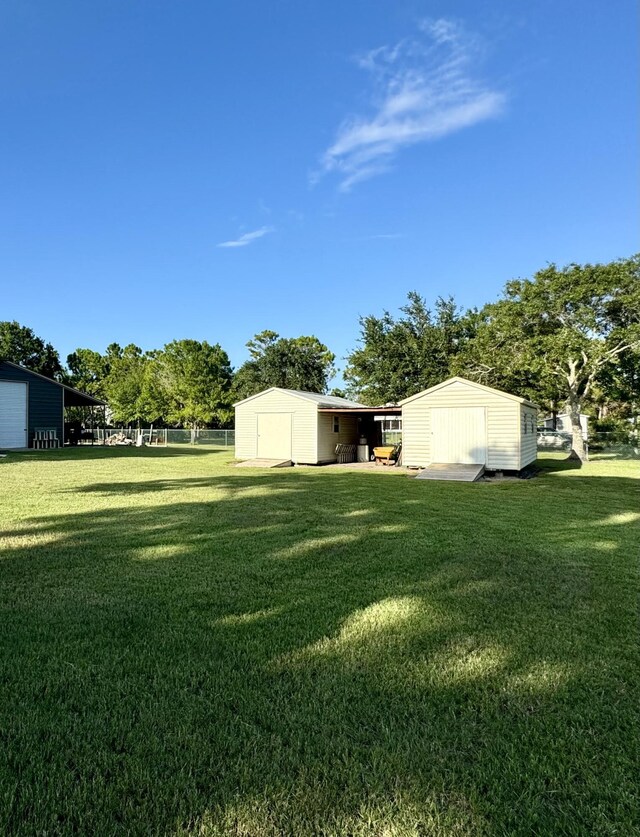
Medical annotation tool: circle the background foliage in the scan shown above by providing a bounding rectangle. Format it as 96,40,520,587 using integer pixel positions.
2,255,638,436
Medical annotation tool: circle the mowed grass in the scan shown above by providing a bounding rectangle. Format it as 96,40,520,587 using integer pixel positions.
0,448,638,836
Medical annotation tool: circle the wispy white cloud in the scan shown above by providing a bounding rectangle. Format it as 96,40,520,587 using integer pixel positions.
217,226,274,248
317,19,506,191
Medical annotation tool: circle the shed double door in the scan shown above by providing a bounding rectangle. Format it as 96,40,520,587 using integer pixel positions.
257,413,292,459
0,381,28,449
431,407,487,464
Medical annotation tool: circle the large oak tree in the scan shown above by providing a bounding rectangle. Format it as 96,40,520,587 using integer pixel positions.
458,256,640,460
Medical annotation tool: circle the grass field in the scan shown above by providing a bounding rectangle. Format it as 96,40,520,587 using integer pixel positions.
0,448,638,836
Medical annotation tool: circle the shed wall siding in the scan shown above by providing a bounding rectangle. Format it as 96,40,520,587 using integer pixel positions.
234,390,318,463
519,405,538,468
0,363,63,447
402,380,524,470
402,399,431,467
234,405,258,459
485,404,520,469
317,413,359,462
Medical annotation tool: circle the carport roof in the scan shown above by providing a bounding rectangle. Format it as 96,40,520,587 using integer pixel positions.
62,386,106,407
317,406,401,414
1,360,106,407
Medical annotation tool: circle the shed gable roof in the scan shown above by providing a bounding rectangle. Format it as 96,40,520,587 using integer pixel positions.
233,387,364,409
399,376,538,409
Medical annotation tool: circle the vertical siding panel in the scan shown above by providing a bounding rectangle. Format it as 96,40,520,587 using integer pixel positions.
431,407,487,464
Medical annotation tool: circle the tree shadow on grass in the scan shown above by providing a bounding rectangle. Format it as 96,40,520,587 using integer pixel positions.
535,454,587,474
0,467,638,835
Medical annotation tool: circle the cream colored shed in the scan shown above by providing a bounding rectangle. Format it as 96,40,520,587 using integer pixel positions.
401,377,538,471
234,388,363,464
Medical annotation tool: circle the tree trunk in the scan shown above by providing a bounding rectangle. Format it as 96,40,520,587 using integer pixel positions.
567,397,586,461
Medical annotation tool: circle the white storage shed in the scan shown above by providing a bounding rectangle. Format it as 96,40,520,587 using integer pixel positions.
401,377,538,471
234,388,364,464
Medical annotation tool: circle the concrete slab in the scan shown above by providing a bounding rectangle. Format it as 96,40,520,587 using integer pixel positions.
235,459,293,468
415,463,485,482
296,461,410,474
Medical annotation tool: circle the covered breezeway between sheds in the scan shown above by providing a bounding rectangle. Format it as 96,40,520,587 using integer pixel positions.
233,388,401,465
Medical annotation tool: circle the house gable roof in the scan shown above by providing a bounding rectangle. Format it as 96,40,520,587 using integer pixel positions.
233,387,364,409
399,376,538,409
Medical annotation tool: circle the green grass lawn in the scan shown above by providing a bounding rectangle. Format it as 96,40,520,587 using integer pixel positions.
0,448,638,836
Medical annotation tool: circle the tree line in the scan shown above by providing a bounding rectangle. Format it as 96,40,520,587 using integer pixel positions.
0,325,336,432
1,254,638,460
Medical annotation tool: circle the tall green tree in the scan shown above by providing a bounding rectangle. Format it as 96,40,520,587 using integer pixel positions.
457,256,640,460
66,348,109,398
0,321,62,378
595,347,640,430
233,331,335,400
155,339,233,429
103,344,151,427
344,294,471,404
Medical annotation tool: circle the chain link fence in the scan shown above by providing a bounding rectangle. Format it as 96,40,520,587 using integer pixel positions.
84,426,639,459
165,429,235,447
537,430,639,459
94,429,235,448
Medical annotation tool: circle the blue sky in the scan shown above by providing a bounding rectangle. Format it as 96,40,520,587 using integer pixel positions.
1,0,637,382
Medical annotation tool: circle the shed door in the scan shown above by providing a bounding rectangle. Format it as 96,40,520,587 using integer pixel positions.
431,407,486,464
257,413,292,459
0,381,28,449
